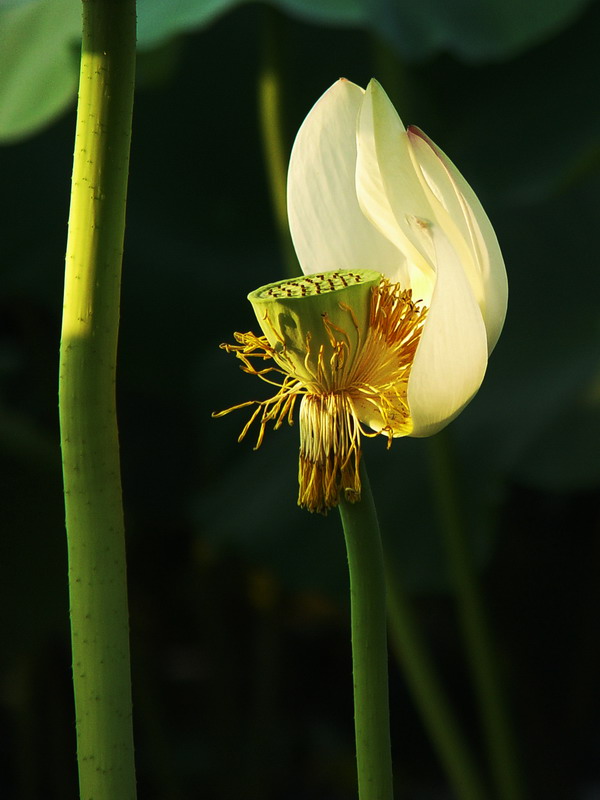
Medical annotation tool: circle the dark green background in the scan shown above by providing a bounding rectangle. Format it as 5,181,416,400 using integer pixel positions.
1,1,599,797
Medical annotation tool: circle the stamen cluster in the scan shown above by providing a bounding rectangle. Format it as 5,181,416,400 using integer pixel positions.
214,278,427,513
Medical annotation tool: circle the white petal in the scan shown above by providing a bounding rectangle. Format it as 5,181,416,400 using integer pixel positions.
407,226,489,437
408,127,508,352
355,80,436,300
406,129,484,309
287,79,405,276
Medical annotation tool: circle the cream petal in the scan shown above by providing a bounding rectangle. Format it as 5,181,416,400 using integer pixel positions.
287,79,406,277
408,127,508,352
406,129,485,310
407,226,489,438
355,80,436,299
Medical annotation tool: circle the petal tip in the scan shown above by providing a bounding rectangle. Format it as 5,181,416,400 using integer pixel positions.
365,77,384,96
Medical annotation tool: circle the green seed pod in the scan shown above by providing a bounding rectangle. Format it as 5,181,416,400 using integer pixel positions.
248,270,382,388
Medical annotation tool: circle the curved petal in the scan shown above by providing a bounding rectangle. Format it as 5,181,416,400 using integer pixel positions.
407,226,489,437
287,79,405,277
355,79,436,302
408,127,508,352
406,128,485,311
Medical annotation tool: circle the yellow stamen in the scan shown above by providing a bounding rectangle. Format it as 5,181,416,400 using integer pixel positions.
213,278,428,513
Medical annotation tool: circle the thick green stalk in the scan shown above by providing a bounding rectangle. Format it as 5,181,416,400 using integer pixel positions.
258,6,300,277
339,463,394,800
59,1,137,798
429,431,524,800
385,556,488,800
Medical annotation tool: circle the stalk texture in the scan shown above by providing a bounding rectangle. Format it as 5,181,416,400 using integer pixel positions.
59,1,137,798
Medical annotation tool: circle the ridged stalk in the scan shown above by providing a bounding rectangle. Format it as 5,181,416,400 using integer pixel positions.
339,462,394,800
58,1,137,798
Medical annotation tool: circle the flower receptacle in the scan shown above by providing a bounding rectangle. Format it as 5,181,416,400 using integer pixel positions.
248,269,382,389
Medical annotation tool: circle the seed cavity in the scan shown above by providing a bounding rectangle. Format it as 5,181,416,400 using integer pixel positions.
260,271,364,299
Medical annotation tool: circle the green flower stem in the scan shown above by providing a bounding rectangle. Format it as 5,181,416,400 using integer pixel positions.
429,432,525,800
339,462,394,800
58,1,137,799
258,6,300,277
385,556,488,800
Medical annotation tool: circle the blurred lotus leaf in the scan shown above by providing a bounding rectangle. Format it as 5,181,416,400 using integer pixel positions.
0,0,594,140
0,0,80,142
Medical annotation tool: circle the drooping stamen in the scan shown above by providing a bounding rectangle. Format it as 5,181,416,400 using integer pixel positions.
298,392,363,513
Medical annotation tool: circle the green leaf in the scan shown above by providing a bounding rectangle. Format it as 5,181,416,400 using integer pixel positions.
137,0,241,47
0,0,80,143
1,0,594,141
368,0,594,62
273,0,365,25
0,0,39,7
136,0,594,60
136,0,364,47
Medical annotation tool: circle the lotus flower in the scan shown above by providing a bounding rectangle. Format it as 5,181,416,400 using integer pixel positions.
288,78,508,438
216,79,507,512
